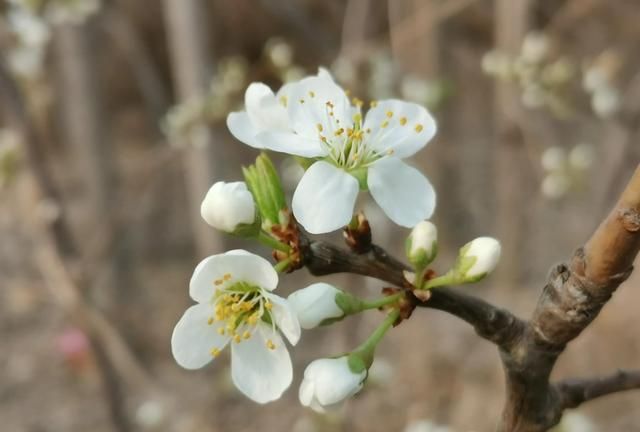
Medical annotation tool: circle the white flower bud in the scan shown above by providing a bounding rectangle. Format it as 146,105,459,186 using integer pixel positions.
406,221,438,268
568,143,594,171
541,146,566,172
592,86,620,118
521,32,549,64
299,356,366,413
200,181,256,233
460,237,501,279
287,283,346,329
541,173,570,199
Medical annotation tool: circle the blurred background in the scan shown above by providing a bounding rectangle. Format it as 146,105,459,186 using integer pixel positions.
0,0,639,431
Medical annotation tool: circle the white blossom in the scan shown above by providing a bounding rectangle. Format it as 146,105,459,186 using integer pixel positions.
171,250,301,403
521,32,549,64
200,181,256,233
299,356,366,412
247,73,437,233
461,237,501,279
287,283,345,329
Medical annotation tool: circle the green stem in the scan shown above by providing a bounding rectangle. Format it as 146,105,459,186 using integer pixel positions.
258,231,291,253
273,256,294,273
422,271,456,290
355,309,400,359
360,293,403,311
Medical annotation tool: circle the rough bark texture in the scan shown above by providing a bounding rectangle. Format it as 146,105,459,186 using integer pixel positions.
302,165,640,431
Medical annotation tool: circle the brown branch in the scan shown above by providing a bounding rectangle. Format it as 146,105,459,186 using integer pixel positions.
556,370,640,409
303,238,525,351
497,164,640,431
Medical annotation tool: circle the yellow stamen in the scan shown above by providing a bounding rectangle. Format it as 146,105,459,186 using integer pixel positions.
214,279,223,286
207,317,214,325
264,301,273,311
299,98,305,104
399,117,407,125
415,124,423,132
334,128,344,136
316,123,323,132
309,91,315,98
386,111,393,118
217,327,225,335
387,149,395,155
210,348,221,357
353,113,362,123
279,95,288,107
381,120,389,128
370,100,378,108
242,331,251,339
234,335,242,344
223,273,232,281
352,97,363,108
266,340,276,350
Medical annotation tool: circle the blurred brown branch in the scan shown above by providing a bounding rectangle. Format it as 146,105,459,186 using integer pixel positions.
557,369,640,409
301,164,640,431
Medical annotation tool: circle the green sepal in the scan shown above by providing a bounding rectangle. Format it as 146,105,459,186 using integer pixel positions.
334,291,364,315
347,351,372,374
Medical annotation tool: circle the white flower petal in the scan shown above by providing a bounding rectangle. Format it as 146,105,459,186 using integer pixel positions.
254,130,328,158
226,111,264,149
231,322,293,403
171,304,229,370
287,283,344,329
288,76,353,138
264,293,301,346
292,161,359,234
368,158,436,228
363,99,436,158
244,83,288,131
190,251,278,303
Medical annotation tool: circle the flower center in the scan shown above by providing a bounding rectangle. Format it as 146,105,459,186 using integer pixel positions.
207,273,277,357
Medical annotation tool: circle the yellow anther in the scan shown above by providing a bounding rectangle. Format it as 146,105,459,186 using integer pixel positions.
415,124,424,132
381,120,389,128
227,323,236,331
214,279,223,286
207,317,214,325
366,128,371,133
326,101,334,108
223,273,232,281
266,339,276,350
248,315,258,325
231,303,241,312
299,98,305,104
242,331,251,339
370,100,378,108
217,327,225,335
264,301,273,311
316,123,323,132
347,128,354,137
320,135,328,143
386,111,393,118
345,89,351,97
353,130,364,140
352,97,363,107
399,117,407,126
309,91,315,98
387,149,395,155
329,111,334,117
234,335,242,344
334,128,344,136
353,113,362,123
210,348,221,357
279,95,288,107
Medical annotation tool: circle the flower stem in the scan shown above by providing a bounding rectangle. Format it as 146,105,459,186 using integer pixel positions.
258,230,291,253
422,271,456,290
359,293,403,311
352,308,400,369
273,256,294,273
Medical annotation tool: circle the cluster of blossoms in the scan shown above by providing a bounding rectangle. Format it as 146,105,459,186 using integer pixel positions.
171,69,502,409
482,31,575,117
540,144,595,200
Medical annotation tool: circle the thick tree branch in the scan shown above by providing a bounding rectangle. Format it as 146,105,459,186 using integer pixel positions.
556,369,640,409
302,238,525,351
